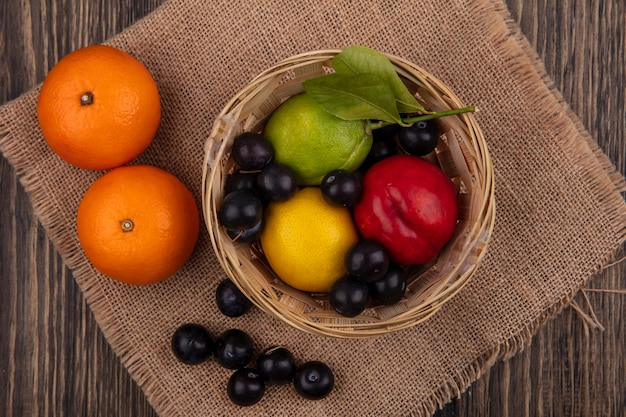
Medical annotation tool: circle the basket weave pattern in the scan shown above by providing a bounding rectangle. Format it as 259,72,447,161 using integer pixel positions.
202,50,495,338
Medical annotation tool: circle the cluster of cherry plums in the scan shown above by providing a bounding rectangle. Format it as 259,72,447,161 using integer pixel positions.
170,119,452,406
170,278,334,407
217,119,447,318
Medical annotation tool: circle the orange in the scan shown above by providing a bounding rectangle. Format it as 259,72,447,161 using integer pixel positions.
37,44,161,170
76,164,199,285
260,187,359,292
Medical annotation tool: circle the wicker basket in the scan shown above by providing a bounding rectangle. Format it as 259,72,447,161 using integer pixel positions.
202,49,495,338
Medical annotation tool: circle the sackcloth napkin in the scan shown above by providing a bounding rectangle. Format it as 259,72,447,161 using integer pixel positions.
1,0,625,416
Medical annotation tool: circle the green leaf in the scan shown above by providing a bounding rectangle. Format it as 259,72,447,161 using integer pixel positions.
332,45,425,114
302,73,403,125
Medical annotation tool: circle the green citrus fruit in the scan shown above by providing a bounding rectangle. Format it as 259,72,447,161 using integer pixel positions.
263,93,372,186
260,187,359,293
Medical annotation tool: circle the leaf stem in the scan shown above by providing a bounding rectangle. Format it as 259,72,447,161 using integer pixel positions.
370,106,476,129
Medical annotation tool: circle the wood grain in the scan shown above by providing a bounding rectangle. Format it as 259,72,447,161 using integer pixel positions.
1,2,164,416
436,1,626,416
1,0,624,416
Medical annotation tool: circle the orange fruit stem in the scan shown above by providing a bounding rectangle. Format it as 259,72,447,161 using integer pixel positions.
120,219,134,232
80,92,94,106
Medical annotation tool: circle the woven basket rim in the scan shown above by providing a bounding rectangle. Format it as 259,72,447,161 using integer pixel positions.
202,49,496,338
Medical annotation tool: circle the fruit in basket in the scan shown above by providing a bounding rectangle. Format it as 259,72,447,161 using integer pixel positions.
373,123,401,142
218,190,263,230
344,239,390,282
256,162,298,202
263,93,373,186
260,187,359,292
363,125,400,168
328,276,369,317
398,119,440,156
225,170,259,195
320,169,362,208
226,217,264,243
207,46,480,336
37,44,161,170
354,155,458,265
231,132,274,170
368,264,407,305
76,164,199,285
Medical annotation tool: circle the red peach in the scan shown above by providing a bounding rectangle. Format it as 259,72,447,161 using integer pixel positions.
353,155,458,265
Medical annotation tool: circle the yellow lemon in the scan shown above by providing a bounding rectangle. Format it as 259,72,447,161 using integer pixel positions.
263,93,372,186
260,187,359,292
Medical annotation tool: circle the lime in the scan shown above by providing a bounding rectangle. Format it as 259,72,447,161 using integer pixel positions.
260,187,359,293
263,93,372,186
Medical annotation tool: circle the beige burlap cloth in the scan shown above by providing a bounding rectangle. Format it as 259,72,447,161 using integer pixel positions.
1,0,625,415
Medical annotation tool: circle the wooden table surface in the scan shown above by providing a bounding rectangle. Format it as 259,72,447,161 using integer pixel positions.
1,1,624,416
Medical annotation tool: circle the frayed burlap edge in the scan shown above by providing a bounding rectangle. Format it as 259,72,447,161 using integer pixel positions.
0,3,181,416
1,0,626,416
406,1,626,416
0,97,184,416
